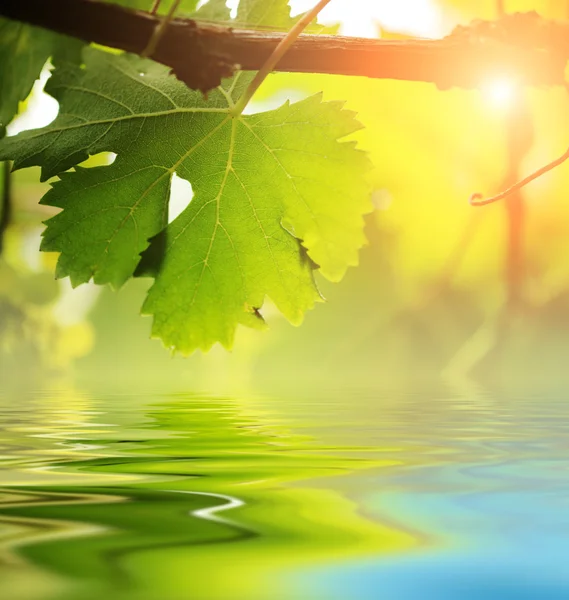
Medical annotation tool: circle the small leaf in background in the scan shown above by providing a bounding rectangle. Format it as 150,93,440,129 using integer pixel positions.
103,0,200,15
0,19,80,135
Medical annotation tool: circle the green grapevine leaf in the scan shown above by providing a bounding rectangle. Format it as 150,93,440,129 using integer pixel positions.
0,0,371,353
137,91,371,352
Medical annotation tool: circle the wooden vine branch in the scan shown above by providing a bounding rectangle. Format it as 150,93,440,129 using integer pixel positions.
2,0,569,93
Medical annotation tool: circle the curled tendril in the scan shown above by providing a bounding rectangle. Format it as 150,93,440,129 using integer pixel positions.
470,145,569,206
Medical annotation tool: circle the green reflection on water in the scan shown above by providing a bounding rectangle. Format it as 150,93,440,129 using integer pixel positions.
0,387,416,600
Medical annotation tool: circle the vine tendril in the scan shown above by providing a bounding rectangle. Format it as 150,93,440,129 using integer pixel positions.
470,145,569,206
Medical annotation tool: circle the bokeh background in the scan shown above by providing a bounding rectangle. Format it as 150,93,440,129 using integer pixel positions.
2,0,569,392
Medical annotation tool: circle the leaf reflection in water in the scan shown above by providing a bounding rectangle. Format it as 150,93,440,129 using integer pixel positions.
0,389,415,600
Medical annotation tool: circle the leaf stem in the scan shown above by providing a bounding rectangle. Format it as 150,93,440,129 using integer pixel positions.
142,0,182,58
150,0,162,16
470,145,569,206
231,0,333,117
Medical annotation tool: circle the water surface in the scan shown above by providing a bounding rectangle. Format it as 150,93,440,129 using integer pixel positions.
1,384,568,599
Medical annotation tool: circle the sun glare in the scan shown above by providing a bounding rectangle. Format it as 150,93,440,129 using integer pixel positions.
482,78,518,110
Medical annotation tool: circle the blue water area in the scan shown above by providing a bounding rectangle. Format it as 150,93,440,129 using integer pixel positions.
303,447,569,599
314,553,569,600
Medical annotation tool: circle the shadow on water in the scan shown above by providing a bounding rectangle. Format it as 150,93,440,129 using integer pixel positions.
0,383,569,599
